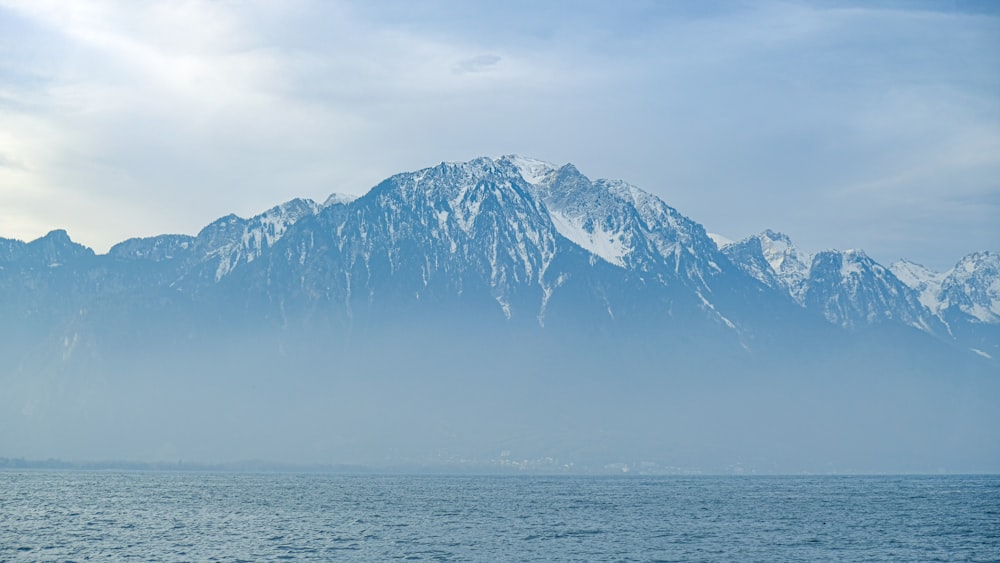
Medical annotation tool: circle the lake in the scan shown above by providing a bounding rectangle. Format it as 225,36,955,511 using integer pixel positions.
1,472,997,561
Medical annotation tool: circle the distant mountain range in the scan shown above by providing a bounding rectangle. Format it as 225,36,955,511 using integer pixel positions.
721,229,999,353
1,155,997,472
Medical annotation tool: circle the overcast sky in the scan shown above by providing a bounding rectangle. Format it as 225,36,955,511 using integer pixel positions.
0,0,997,270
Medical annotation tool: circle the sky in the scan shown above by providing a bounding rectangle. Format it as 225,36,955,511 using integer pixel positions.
0,1,997,271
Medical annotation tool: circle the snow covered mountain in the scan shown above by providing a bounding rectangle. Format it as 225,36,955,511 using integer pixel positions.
722,231,938,331
892,253,1000,325
80,156,755,338
891,252,1000,357
108,197,323,281
503,155,752,329
937,252,1000,324
803,249,934,330
268,156,570,324
890,259,948,312
720,230,810,303
508,156,721,274
2,155,993,348
507,156,727,286
1,154,998,472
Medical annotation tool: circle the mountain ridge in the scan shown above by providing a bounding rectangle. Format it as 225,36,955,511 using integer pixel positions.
1,155,997,472
3,155,996,348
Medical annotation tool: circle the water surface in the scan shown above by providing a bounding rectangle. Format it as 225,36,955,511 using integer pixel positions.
1,472,997,561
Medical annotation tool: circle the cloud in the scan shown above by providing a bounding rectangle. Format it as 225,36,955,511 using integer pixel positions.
0,0,996,269
0,152,25,171
453,54,501,74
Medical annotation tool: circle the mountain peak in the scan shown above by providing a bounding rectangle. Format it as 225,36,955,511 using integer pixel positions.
761,229,791,243
707,233,734,249
939,250,1000,323
956,250,998,274
41,229,72,243
109,234,196,261
502,154,560,186
24,229,94,264
508,157,724,292
890,258,938,276
805,249,931,328
890,259,947,312
755,230,811,289
323,193,358,207
721,230,810,302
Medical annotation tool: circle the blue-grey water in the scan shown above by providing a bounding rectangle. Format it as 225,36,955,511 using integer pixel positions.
1,472,997,562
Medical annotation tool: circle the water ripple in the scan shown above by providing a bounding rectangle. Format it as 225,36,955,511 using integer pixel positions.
0,473,997,561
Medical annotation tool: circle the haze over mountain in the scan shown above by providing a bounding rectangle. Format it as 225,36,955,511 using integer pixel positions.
1,156,997,473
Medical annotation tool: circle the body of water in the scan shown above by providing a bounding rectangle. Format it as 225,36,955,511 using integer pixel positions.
1,472,998,561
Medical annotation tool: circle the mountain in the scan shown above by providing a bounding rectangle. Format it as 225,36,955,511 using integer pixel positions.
891,252,1000,358
937,252,1000,325
723,231,949,332
107,197,322,284
891,253,1000,324
507,156,742,323
719,230,810,303
0,155,997,473
890,259,948,311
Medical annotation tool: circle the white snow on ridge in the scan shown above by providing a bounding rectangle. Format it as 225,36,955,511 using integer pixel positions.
609,181,684,235
204,199,323,281
892,253,1000,324
708,233,733,249
944,252,1000,323
758,231,811,289
506,155,636,268
507,156,714,276
324,192,359,207
506,155,558,186
548,210,628,268
254,199,321,248
967,303,999,323
890,259,946,312
840,250,865,278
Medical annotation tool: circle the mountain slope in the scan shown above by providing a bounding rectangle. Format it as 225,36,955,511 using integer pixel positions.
892,252,1000,358
723,231,938,331
939,251,1000,325
0,155,996,472
803,249,933,329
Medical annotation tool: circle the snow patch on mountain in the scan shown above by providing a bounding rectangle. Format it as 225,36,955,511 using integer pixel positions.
329,157,563,323
5,154,996,361
243,199,321,255
724,231,936,330
889,259,946,312
109,234,195,262
323,193,359,207
891,252,1000,325
509,156,724,291
191,199,321,281
758,230,811,300
548,209,629,267
708,233,733,249
508,156,639,269
723,230,810,303
840,250,866,279
507,154,558,186
939,251,1000,323
804,249,932,329
507,157,635,268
